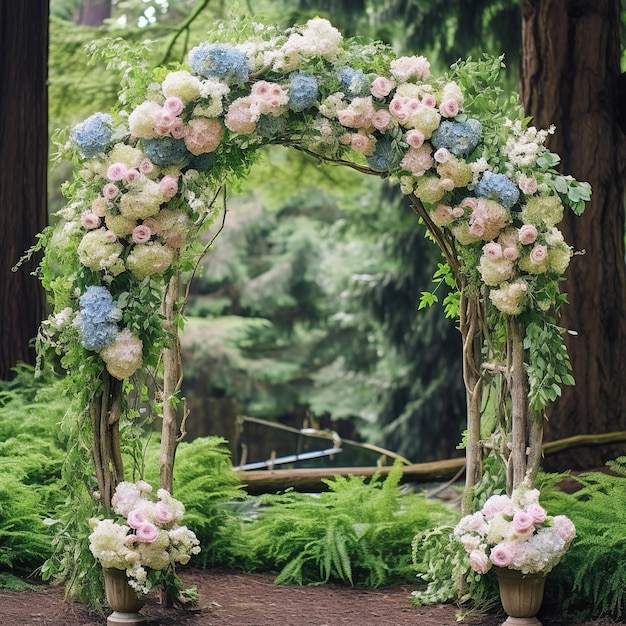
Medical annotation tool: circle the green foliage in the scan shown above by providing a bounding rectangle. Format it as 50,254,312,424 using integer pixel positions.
537,464,626,619
242,462,458,586
142,436,247,568
0,367,66,578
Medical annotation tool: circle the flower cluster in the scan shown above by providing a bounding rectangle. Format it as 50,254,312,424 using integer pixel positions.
40,16,590,383
89,481,200,594
454,486,575,575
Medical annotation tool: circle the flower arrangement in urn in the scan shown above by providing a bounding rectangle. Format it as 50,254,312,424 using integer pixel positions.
89,480,200,598
454,485,575,576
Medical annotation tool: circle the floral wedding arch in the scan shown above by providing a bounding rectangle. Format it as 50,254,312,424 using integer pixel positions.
37,17,590,516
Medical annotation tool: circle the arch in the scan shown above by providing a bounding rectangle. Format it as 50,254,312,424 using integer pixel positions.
36,18,589,511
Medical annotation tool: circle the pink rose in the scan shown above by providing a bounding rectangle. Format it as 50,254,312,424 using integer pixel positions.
350,133,375,155
371,109,392,131
124,535,138,545
512,510,535,534
503,246,520,261
405,129,425,149
519,174,538,195
490,543,514,568
529,244,548,264
421,93,436,107
159,175,179,199
124,168,142,184
439,98,460,118
469,549,490,574
138,158,154,175
103,230,118,243
127,509,148,530
154,501,174,524
460,197,479,211
370,76,394,98
142,217,161,236
103,183,119,200
170,118,186,140
136,522,159,544
483,242,503,259
107,163,127,181
440,178,455,192
433,148,450,163
526,503,547,525
80,211,101,230
518,224,538,245
163,96,184,116
132,225,152,244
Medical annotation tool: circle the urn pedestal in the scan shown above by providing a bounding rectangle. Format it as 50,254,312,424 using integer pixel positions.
495,567,546,626
103,568,147,625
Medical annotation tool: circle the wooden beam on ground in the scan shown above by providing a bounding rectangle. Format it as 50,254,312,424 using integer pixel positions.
235,431,626,495
236,457,465,495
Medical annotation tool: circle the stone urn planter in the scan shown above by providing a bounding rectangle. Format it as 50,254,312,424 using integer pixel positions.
103,567,147,625
495,567,546,625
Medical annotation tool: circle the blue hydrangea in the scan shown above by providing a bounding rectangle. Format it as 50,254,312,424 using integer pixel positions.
338,67,370,97
366,135,402,172
188,43,249,85
288,72,319,112
70,112,113,158
141,137,191,167
430,119,482,158
79,286,116,323
80,319,119,352
256,114,288,138
475,171,520,209
79,286,119,351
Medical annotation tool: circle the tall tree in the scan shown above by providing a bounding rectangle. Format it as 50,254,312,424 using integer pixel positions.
519,0,626,469
0,1,49,380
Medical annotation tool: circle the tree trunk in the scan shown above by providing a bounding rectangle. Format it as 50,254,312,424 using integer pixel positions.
519,0,626,470
0,0,48,380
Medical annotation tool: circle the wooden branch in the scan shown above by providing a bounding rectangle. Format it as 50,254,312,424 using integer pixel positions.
236,431,626,495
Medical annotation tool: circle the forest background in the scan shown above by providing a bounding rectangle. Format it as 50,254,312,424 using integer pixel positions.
1,0,625,473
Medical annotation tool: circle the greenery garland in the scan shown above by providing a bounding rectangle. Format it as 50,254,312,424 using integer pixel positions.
35,17,590,510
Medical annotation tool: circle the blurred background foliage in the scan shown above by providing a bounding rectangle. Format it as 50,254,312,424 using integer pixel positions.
47,0,527,467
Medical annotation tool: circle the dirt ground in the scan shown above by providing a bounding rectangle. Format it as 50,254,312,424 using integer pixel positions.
0,567,621,626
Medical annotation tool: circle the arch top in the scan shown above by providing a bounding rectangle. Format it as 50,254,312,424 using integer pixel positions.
39,16,589,389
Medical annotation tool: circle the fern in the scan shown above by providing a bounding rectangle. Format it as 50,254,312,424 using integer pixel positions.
537,463,626,619
244,462,458,586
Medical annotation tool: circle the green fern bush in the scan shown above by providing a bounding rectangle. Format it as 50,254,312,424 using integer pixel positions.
242,462,458,586
0,367,67,581
537,462,626,619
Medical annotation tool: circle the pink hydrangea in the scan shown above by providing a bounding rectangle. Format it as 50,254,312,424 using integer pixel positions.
184,118,224,155
400,144,434,176
224,97,257,134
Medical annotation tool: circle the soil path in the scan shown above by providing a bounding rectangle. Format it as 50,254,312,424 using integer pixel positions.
0,568,619,625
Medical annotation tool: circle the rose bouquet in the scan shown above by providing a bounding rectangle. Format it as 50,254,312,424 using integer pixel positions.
454,486,575,576
88,481,200,596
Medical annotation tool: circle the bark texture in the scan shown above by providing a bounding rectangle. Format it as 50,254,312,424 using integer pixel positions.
0,0,48,380
520,0,626,469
